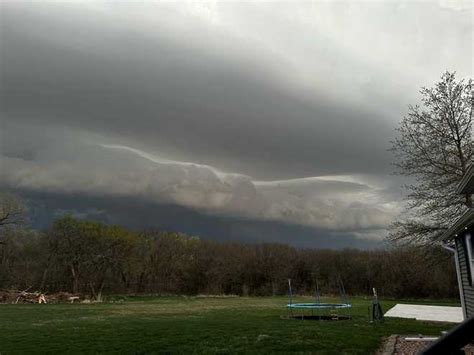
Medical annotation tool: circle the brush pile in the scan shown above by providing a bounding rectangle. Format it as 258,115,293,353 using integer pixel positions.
0,290,82,304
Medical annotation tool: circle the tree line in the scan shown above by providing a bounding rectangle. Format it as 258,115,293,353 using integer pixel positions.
0,215,459,301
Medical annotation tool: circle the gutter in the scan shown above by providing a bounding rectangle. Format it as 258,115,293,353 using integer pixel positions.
441,244,455,253
443,242,467,320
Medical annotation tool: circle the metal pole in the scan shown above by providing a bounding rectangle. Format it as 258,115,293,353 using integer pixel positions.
340,278,348,305
315,277,320,305
287,279,293,318
288,279,293,305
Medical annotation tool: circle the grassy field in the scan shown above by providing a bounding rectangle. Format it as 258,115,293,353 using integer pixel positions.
0,296,459,354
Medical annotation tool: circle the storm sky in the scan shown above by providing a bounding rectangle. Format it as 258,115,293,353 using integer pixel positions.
0,1,472,248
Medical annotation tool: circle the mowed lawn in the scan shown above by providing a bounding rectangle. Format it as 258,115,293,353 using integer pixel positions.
0,296,458,354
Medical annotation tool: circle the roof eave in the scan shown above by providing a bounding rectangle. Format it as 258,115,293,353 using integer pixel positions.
457,164,474,194
441,208,474,241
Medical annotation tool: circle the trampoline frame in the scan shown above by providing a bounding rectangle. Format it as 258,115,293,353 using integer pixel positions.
287,303,352,310
286,278,352,320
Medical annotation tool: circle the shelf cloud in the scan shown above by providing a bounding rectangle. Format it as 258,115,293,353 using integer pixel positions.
1,130,400,239
1,1,471,246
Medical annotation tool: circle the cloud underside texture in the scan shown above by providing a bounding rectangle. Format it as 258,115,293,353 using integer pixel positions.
0,1,472,246
1,137,396,236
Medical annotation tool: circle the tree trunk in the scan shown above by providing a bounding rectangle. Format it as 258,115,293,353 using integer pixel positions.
137,271,145,293
97,280,105,302
90,279,105,301
70,265,79,294
39,266,49,290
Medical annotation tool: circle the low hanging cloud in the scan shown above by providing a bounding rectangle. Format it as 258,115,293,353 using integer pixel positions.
0,131,400,238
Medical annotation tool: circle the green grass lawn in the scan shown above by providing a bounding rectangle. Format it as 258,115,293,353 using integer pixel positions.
0,296,459,354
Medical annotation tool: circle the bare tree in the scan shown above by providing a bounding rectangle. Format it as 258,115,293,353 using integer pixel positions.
0,192,25,232
390,72,473,244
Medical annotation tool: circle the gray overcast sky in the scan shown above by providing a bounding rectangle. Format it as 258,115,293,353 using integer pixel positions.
0,0,472,247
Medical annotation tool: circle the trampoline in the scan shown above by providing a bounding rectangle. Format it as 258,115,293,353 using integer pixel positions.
287,303,351,310
286,278,352,320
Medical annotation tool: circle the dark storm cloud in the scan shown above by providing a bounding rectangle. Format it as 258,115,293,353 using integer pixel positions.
21,190,384,249
0,1,471,244
1,1,399,178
